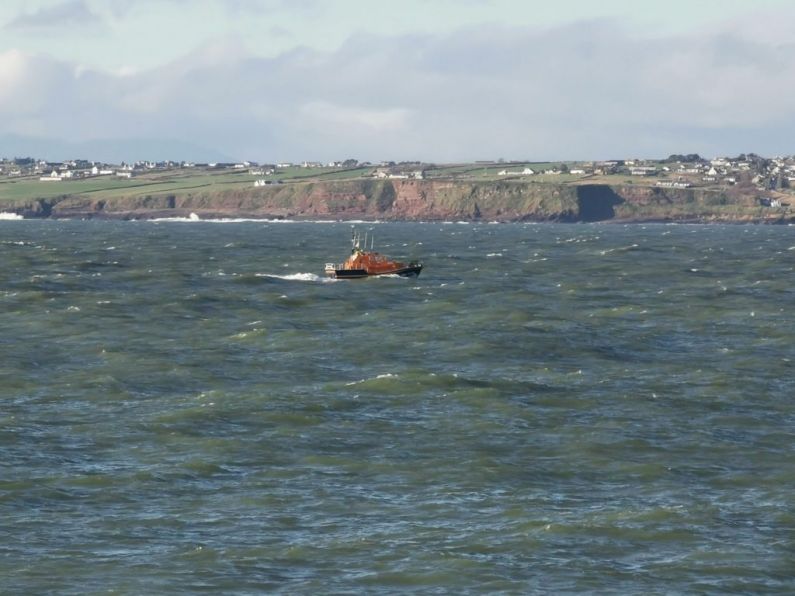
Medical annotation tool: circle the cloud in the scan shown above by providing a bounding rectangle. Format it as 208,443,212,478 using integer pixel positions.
100,0,322,19
4,0,105,32
3,15,795,162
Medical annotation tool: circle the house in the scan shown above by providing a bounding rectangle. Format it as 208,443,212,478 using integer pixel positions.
91,166,113,175
40,170,62,182
630,166,657,176
521,168,535,175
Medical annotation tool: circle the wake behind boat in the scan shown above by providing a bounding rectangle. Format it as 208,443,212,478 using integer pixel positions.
325,231,422,279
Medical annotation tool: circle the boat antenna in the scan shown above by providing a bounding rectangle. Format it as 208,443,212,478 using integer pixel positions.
371,233,374,250
363,231,368,251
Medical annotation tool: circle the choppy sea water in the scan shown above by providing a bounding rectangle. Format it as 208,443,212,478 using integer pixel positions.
1,220,794,593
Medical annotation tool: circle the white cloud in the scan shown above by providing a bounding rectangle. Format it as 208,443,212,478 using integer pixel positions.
0,50,27,103
3,15,795,162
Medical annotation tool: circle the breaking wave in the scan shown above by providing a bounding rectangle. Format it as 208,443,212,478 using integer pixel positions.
256,272,337,283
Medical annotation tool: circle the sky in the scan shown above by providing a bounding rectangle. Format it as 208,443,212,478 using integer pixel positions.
1,0,794,163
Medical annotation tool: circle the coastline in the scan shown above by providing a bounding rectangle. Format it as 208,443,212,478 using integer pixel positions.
2,178,793,224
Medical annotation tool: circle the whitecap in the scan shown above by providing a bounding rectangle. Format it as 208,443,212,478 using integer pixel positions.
346,373,398,386
147,217,360,224
0,212,23,220
257,272,336,283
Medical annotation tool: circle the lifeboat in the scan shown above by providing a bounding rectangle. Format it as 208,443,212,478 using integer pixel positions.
325,231,422,279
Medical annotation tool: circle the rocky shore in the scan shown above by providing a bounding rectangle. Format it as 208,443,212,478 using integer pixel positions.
8,179,794,224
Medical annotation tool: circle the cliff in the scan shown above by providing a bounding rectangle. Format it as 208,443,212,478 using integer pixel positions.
11,179,794,223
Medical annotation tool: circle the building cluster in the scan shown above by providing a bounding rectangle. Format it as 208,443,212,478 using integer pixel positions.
2,154,795,194
610,156,795,191
485,155,795,191
0,158,197,181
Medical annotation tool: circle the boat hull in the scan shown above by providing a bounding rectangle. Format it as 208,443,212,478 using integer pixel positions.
332,265,422,279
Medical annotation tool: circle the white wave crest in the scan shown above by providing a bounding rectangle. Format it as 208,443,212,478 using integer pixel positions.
146,217,380,224
256,272,336,283
0,212,23,220
346,373,398,386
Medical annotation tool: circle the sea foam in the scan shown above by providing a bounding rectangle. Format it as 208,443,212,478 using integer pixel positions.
256,272,337,283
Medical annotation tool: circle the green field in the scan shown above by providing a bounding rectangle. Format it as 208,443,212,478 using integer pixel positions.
424,162,581,180
0,166,380,206
0,172,246,204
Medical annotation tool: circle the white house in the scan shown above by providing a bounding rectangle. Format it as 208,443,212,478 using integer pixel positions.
40,170,62,182
630,166,657,176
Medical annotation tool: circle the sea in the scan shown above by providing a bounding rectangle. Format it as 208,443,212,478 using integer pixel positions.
1,218,794,594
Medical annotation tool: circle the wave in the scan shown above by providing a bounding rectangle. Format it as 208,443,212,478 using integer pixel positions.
0,212,24,220
146,215,384,224
346,373,399,386
256,272,337,283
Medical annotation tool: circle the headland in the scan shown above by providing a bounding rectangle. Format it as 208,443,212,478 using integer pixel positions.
2,155,793,223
